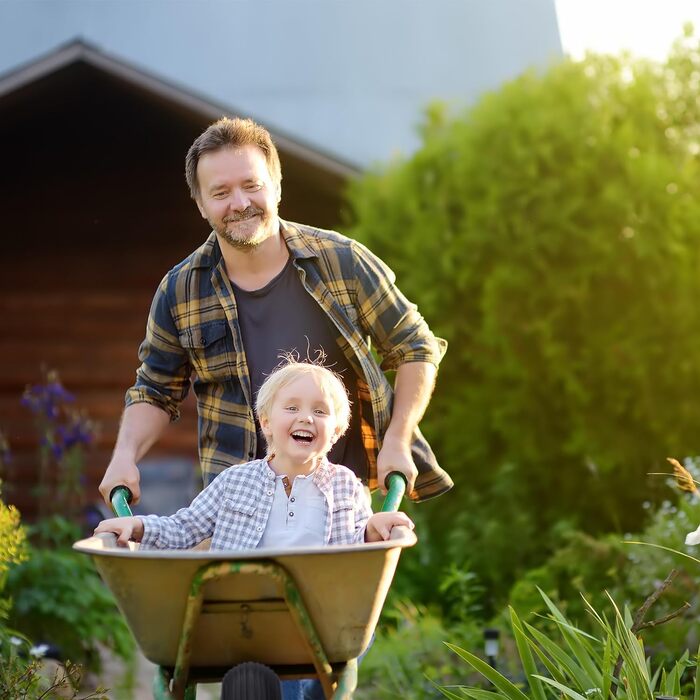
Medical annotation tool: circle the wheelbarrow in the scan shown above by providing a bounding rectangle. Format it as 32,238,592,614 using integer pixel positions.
73,473,416,699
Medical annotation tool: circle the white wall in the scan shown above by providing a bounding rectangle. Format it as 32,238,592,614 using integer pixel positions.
0,0,562,167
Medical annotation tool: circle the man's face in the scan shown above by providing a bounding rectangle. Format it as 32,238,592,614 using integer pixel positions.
195,145,281,251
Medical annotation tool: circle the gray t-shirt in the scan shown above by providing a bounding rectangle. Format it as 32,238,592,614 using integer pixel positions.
232,257,369,480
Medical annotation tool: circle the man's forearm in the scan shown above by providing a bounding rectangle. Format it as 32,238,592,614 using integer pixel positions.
383,361,437,443
112,403,171,461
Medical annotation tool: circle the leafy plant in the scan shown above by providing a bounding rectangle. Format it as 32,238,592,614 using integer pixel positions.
1,373,134,676
5,518,134,674
0,635,108,700
357,600,484,700
441,588,697,700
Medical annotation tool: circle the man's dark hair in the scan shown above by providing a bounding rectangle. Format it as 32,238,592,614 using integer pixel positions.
185,117,282,200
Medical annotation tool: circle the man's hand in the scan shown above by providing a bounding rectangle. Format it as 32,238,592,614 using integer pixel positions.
99,454,142,506
94,516,145,547
376,435,418,495
365,511,415,542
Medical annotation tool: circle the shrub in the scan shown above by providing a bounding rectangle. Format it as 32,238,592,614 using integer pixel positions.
346,27,700,600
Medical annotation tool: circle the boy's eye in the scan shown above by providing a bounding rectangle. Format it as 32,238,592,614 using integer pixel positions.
314,409,328,415
285,405,298,411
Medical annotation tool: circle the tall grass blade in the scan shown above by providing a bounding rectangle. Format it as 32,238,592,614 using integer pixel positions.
533,675,590,700
509,607,547,700
445,643,530,700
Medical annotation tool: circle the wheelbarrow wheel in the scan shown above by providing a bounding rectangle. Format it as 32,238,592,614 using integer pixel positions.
221,661,282,699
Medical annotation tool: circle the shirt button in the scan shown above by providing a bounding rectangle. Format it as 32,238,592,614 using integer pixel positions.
248,451,255,459
290,497,295,503
200,336,206,345
289,512,294,517
267,490,273,496
257,526,262,531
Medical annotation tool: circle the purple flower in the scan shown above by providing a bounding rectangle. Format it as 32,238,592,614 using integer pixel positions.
21,379,74,420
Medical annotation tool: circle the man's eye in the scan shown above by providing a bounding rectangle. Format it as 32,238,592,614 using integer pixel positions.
213,192,227,199
246,183,263,192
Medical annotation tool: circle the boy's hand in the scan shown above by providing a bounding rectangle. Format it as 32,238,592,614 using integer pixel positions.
94,516,144,547
365,511,415,542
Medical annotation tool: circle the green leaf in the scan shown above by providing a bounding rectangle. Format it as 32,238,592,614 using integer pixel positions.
446,643,530,700
524,621,596,690
509,607,547,700
533,675,589,700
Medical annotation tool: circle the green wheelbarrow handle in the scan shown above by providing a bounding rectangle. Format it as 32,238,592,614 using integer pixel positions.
380,471,408,513
109,486,134,517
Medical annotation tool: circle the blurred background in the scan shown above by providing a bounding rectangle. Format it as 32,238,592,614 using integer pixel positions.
2,1,700,697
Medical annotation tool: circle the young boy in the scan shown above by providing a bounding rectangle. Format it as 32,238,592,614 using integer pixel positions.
95,360,413,550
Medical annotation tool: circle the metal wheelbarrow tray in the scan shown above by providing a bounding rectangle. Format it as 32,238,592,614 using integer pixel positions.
73,525,416,698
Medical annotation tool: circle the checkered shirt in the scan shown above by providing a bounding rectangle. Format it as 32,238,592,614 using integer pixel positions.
139,459,371,550
125,219,453,501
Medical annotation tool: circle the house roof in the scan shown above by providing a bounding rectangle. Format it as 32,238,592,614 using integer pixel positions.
0,37,359,180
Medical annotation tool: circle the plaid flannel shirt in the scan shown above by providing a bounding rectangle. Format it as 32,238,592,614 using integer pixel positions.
139,459,371,550
126,220,453,501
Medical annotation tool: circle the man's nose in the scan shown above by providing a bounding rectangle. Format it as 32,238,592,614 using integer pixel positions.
228,189,249,211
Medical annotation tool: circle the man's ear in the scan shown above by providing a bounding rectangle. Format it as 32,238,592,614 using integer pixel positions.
195,198,208,220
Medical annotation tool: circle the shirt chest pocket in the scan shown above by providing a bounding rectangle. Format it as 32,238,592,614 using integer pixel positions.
179,320,233,382
331,497,355,539
214,498,258,547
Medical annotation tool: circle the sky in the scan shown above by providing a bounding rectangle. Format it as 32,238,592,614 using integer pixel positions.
555,0,700,61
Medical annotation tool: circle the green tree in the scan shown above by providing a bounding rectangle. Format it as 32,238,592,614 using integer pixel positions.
346,27,700,602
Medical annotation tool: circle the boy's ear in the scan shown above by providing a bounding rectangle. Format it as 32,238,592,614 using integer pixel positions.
260,414,272,438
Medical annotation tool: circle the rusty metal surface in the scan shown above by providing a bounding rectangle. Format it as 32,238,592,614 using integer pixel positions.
73,528,416,670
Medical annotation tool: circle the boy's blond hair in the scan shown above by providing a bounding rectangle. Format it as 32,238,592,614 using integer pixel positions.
255,361,351,446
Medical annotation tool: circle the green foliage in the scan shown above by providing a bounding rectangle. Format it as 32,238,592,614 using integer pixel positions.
0,480,27,610
441,589,698,700
5,517,134,674
0,636,108,700
357,600,483,699
346,27,700,601
505,465,700,658
0,374,135,675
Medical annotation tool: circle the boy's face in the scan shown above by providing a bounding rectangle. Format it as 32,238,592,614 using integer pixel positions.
260,374,340,469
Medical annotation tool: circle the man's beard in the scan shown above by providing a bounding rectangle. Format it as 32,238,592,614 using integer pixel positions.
214,205,275,251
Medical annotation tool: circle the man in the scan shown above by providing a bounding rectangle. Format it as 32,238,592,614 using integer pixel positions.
99,117,452,506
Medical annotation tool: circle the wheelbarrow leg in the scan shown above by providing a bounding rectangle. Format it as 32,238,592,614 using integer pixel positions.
332,658,358,699
152,666,196,700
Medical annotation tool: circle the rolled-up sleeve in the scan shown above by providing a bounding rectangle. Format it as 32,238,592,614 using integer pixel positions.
125,274,191,421
352,241,447,371
140,473,223,549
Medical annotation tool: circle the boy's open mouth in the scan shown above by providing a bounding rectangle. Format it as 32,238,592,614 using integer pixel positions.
291,430,314,444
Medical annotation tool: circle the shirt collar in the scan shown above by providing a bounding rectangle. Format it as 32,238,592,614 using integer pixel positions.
261,457,334,490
